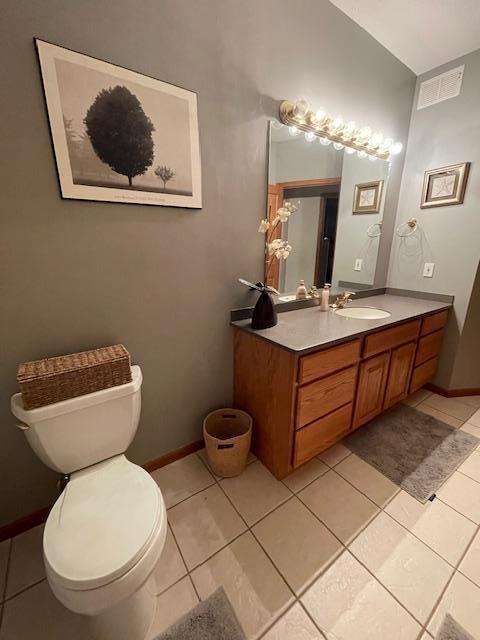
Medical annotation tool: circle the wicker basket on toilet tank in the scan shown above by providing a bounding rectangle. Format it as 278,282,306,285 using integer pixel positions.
17,344,132,410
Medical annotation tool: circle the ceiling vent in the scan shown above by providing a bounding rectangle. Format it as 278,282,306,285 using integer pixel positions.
417,65,464,110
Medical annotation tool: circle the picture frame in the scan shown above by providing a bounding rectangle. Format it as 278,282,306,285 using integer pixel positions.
35,38,202,208
352,180,384,214
421,162,470,209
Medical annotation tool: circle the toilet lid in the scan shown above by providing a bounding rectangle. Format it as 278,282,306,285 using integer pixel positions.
44,455,163,591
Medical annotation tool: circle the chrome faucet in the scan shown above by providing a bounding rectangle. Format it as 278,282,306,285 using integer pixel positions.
330,291,356,309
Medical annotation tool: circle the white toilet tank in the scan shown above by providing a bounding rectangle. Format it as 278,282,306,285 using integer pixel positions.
11,365,142,474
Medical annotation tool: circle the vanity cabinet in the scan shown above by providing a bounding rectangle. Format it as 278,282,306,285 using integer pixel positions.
233,309,448,479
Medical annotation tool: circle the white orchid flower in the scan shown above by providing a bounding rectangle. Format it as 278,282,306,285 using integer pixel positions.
276,207,291,223
258,219,270,233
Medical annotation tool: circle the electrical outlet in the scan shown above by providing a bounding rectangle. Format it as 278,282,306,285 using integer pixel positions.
354,258,363,271
423,262,435,277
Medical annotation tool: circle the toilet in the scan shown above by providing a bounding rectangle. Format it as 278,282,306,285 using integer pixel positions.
11,365,167,640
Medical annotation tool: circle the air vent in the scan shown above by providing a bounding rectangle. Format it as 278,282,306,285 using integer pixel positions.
417,65,464,110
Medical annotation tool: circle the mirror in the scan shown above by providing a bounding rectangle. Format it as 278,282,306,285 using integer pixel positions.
265,122,390,296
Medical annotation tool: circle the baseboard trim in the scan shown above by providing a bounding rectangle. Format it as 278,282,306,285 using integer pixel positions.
0,438,205,542
143,439,204,473
425,383,480,398
0,506,51,543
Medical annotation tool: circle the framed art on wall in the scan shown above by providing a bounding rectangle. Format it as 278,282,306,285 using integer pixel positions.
352,180,384,214
35,39,202,208
421,162,470,209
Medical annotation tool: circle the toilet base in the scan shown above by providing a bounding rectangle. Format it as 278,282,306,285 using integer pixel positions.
88,576,156,640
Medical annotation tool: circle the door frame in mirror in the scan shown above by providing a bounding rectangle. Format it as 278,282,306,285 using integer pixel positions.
264,177,341,290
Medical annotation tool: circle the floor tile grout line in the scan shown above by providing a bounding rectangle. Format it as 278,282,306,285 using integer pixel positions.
420,519,480,635
0,539,12,604
319,452,480,571
436,494,480,525
419,398,478,423
295,469,453,631
456,468,480,487
164,479,217,511
195,451,332,639
0,539,13,631
197,445,453,634
186,573,201,603
194,453,316,639
2,577,47,605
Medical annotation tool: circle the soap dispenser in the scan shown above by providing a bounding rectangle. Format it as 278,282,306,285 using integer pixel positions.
296,280,308,300
320,283,331,311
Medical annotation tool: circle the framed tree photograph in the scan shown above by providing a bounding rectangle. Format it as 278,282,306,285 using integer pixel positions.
35,39,202,208
352,180,384,214
421,163,470,209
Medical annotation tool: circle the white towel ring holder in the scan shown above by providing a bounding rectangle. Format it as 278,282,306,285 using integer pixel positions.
367,222,382,238
396,218,417,237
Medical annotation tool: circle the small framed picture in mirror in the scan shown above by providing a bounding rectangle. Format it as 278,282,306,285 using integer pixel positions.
353,180,384,214
421,162,470,209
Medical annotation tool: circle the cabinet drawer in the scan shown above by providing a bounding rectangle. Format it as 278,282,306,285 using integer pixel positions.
421,310,448,336
363,320,420,358
298,339,361,385
296,365,357,429
410,357,439,393
294,404,353,467
415,330,444,366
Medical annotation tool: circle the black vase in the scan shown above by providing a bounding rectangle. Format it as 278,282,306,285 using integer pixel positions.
251,290,277,330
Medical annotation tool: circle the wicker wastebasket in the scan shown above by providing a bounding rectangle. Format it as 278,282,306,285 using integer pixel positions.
203,409,252,478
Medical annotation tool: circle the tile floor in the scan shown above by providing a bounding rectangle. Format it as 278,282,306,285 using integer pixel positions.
1,390,480,639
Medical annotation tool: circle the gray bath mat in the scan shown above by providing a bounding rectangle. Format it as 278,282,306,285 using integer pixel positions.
436,614,475,639
156,587,246,640
345,404,479,503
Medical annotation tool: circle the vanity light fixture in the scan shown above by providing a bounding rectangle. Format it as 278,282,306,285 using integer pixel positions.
279,99,403,160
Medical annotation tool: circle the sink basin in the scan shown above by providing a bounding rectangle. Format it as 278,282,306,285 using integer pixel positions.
335,307,391,320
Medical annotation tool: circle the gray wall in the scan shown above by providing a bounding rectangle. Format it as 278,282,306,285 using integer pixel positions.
0,0,415,526
269,138,343,183
282,197,322,293
387,49,480,388
332,154,389,288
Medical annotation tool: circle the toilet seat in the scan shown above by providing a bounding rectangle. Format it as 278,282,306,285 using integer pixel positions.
44,455,164,592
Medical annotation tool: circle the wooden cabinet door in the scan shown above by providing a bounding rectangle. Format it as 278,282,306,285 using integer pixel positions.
353,352,390,429
384,342,416,409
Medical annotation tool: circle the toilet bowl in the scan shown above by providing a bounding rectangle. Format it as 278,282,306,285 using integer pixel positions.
11,366,167,640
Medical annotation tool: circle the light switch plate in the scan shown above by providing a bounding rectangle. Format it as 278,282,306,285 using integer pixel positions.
354,258,363,271
423,262,435,277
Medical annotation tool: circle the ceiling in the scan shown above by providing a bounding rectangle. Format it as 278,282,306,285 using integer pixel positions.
329,0,480,75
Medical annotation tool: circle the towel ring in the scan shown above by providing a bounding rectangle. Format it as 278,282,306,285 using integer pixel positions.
396,218,417,237
367,222,382,238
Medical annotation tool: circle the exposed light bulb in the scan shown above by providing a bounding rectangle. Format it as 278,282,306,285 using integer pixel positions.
391,142,403,155
319,137,332,146
369,132,384,148
333,142,344,150
304,131,316,142
345,146,356,155
314,108,326,123
357,150,368,159
293,99,309,119
381,137,394,151
288,126,300,137
331,115,344,131
358,126,372,141
343,121,356,138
